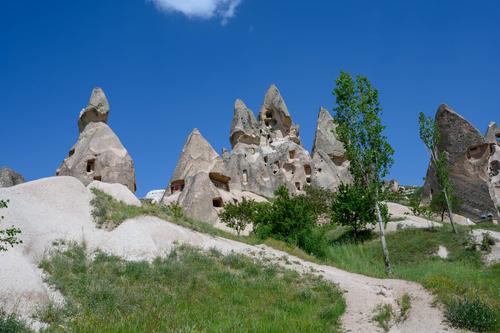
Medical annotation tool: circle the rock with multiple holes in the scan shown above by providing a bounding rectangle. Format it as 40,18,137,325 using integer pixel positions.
161,85,350,227
422,104,499,219
56,88,137,193
161,128,266,224
0,167,25,187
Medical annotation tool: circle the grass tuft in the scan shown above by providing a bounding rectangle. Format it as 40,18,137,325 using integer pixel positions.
0,311,32,333
445,296,496,332
373,304,393,332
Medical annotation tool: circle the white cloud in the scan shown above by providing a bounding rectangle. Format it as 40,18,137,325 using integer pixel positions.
148,0,242,24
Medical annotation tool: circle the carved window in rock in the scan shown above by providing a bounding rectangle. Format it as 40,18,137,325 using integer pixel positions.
283,163,295,175
171,179,185,193
295,182,301,190
289,150,296,160
212,197,224,208
272,161,280,175
466,144,489,160
496,133,500,144
242,170,248,184
93,175,102,181
68,148,75,157
209,172,230,192
86,159,96,173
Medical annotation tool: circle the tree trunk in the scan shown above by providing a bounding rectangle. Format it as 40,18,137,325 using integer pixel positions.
375,201,393,276
443,189,458,234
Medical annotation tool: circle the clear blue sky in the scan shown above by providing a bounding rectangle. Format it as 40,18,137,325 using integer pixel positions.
1,0,499,196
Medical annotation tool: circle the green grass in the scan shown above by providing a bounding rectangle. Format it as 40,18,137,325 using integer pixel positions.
0,311,32,333
372,304,393,332
39,245,345,333
323,226,499,332
471,221,500,233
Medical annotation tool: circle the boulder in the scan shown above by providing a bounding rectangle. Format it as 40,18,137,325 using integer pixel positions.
0,167,25,187
422,104,498,219
77,87,109,133
57,88,136,193
87,181,141,206
144,189,165,204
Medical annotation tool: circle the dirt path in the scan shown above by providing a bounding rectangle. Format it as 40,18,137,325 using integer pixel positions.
0,177,458,332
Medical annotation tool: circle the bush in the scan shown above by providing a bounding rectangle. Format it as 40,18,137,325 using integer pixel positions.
251,187,323,256
372,304,393,332
480,233,496,253
445,296,496,332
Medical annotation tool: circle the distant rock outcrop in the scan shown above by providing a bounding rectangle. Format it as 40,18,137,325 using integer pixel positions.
422,104,499,218
160,84,351,226
0,167,25,187
56,88,136,192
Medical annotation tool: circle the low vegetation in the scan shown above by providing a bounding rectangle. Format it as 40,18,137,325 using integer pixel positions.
372,303,393,332
0,199,22,252
39,244,345,332
0,311,31,333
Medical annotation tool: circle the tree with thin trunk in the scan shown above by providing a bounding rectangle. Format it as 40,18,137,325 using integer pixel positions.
0,199,22,252
418,112,458,234
332,71,394,276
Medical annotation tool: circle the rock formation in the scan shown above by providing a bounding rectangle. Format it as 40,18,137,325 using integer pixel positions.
161,128,265,224
56,88,137,192
422,104,499,218
161,84,350,225
0,167,25,187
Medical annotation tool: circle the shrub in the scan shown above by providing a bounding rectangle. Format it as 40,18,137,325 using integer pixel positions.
251,187,322,256
0,199,22,252
445,296,496,332
480,233,496,253
218,199,257,236
166,202,183,219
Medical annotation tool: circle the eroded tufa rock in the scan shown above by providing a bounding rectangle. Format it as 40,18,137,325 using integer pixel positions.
0,167,25,187
57,88,136,193
422,104,498,218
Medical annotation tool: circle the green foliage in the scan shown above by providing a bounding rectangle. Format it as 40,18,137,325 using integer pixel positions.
218,198,257,236
302,185,335,219
0,199,22,252
372,304,393,332
445,296,496,332
252,186,322,256
398,293,411,322
333,71,394,192
480,233,496,253
39,244,345,332
0,311,32,333
330,183,388,236
430,191,461,221
167,202,183,219
408,187,424,215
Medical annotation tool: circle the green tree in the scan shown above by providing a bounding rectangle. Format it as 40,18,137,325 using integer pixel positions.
332,71,394,275
418,112,458,233
301,185,335,220
331,183,388,238
218,198,256,236
0,199,22,252
430,191,461,222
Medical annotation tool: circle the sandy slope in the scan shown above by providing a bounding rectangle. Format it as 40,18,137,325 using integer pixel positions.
0,177,457,332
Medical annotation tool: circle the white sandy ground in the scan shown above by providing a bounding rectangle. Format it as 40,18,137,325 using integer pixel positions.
0,177,463,332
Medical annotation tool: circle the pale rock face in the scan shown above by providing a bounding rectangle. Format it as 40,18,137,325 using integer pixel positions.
144,189,165,204
78,87,109,133
311,107,351,190
422,104,498,218
161,85,352,227
0,167,25,187
57,88,136,193
161,128,266,224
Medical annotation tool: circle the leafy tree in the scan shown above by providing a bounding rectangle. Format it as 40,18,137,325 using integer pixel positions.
331,183,389,238
332,71,394,275
418,112,458,233
218,198,257,236
430,191,461,222
301,185,335,220
407,187,423,216
0,199,22,252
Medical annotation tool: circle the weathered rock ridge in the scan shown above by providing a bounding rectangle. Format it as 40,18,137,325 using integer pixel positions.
56,88,136,192
422,104,499,218
0,167,25,187
162,84,350,224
